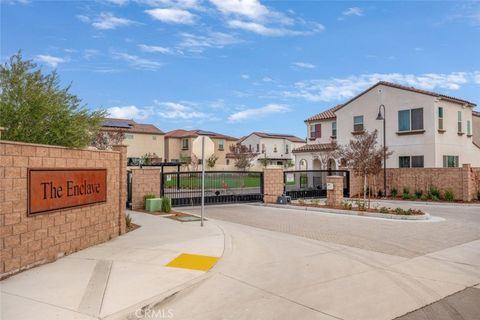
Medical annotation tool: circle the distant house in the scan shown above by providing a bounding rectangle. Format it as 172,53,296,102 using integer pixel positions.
100,118,165,165
164,129,238,168
239,132,305,168
294,81,480,169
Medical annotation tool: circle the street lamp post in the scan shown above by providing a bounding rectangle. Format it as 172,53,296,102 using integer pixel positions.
376,104,387,197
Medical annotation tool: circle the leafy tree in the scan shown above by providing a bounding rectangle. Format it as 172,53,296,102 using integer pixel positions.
0,52,105,148
229,143,255,170
206,154,218,169
283,159,294,169
338,130,391,205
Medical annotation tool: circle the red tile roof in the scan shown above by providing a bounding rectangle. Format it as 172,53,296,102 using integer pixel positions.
101,118,164,135
304,104,342,123
165,129,237,141
240,132,305,143
292,143,336,153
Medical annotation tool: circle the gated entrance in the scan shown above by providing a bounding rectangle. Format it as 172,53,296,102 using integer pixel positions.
161,171,264,207
127,171,132,209
284,170,349,199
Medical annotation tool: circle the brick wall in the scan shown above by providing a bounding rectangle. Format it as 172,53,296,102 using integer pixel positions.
349,165,480,201
263,168,284,203
0,140,126,279
326,176,344,206
130,168,161,209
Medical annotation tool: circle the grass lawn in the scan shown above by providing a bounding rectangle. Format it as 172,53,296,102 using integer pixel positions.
164,175,261,189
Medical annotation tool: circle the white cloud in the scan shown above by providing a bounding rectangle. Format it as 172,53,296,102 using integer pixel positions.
179,32,240,52
78,12,137,30
112,52,162,70
2,0,30,4
292,62,316,69
262,77,273,82
228,104,289,122
155,101,208,119
83,49,99,60
138,44,172,54
137,0,202,9
107,105,151,119
209,0,269,20
241,74,250,79
227,19,324,36
35,55,66,67
284,72,479,102
102,0,129,5
342,7,364,17
145,8,195,24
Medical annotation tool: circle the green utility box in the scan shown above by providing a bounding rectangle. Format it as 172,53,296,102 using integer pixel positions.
145,198,163,212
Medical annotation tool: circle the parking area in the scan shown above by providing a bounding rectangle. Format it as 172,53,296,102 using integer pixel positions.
183,202,480,258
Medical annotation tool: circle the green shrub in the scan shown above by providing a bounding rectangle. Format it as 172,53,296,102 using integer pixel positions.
429,187,440,199
444,190,454,202
390,188,398,198
414,190,423,198
342,201,352,210
126,213,132,228
402,187,410,194
161,197,172,213
420,194,428,201
402,192,410,200
356,200,366,211
379,206,390,214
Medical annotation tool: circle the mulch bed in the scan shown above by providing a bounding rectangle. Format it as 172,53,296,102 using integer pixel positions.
126,223,141,233
166,211,202,222
292,203,425,215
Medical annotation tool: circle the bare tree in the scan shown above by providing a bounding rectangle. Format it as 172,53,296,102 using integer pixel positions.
229,143,256,170
91,130,125,150
338,130,391,205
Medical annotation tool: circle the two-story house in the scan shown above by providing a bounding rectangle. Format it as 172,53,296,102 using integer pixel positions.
100,118,165,165
164,129,237,168
239,132,305,168
294,81,480,169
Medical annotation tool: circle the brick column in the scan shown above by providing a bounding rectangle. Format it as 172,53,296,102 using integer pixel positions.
461,163,472,202
263,168,284,204
112,145,127,235
326,175,344,206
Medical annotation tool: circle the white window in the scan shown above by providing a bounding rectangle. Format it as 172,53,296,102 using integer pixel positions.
443,155,459,168
182,138,189,150
353,116,364,132
152,135,157,140
125,134,134,139
273,145,277,153
438,107,444,130
398,108,423,132
285,144,289,154
218,139,224,151
467,120,471,136
458,111,463,133
261,144,266,153
399,156,424,168
332,121,337,138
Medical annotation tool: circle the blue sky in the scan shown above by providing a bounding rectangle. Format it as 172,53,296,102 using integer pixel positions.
2,0,480,139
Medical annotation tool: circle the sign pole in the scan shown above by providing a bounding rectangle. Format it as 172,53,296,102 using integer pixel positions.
201,136,205,227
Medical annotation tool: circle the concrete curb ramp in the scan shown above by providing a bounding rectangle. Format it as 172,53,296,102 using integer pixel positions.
0,211,225,320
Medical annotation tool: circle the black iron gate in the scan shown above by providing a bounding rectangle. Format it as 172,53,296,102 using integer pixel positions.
161,171,264,207
284,170,350,199
127,171,132,209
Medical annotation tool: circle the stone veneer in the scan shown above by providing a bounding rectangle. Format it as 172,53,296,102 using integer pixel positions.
263,168,284,204
130,168,161,209
326,176,344,206
0,140,126,279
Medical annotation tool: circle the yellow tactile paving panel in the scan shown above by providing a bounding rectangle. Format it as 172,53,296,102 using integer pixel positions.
166,253,220,271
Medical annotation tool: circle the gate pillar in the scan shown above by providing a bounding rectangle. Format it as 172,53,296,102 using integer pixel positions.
263,168,284,203
326,175,344,207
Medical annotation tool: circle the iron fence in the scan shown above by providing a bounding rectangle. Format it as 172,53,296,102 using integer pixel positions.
161,171,264,206
284,170,349,199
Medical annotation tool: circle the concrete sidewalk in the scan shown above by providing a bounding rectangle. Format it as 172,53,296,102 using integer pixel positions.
0,211,224,320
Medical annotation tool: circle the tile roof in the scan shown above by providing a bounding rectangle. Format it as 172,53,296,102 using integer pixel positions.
304,104,342,123
101,118,164,135
241,132,306,143
165,129,237,141
338,81,476,111
473,111,480,117
292,143,336,153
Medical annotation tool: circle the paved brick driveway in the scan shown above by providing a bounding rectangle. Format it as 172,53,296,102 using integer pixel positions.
183,202,480,258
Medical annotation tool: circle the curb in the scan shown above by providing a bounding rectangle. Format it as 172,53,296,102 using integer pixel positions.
258,203,430,221
349,198,480,208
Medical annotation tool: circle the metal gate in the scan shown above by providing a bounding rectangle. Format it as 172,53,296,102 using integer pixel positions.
161,171,264,207
284,170,350,199
127,171,132,209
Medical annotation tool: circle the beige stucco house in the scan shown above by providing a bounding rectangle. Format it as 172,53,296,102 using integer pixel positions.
294,81,480,169
164,129,238,169
474,111,480,148
100,118,165,165
239,132,305,169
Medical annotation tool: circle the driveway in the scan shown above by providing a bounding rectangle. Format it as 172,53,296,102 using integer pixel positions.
146,203,480,320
